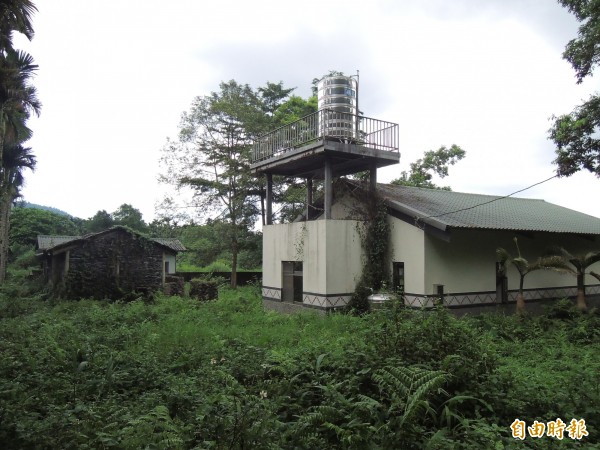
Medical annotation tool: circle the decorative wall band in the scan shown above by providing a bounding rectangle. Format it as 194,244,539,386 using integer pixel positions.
588,285,600,295
262,285,600,309
303,293,351,309
260,287,349,310
261,286,281,301
402,284,600,309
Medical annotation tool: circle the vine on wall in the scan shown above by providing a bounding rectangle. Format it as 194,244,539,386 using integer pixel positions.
347,188,391,313
294,223,307,261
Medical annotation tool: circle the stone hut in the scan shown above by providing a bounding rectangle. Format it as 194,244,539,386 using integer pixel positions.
37,226,185,299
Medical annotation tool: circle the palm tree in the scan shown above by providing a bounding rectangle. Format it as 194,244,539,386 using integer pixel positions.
0,0,37,52
497,238,572,315
550,248,600,311
0,1,39,282
0,48,41,167
0,141,35,280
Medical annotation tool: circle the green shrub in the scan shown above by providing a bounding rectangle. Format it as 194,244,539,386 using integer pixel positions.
189,278,219,301
1,290,599,449
368,306,497,392
200,259,231,272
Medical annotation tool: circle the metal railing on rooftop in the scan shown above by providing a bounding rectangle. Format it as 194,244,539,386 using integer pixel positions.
251,109,399,164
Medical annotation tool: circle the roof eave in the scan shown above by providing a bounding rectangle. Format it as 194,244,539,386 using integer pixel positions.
384,199,448,232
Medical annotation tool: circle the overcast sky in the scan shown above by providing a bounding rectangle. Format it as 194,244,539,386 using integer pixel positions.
13,0,600,223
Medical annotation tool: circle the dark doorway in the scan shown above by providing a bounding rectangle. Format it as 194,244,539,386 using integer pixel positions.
282,261,303,302
392,262,405,292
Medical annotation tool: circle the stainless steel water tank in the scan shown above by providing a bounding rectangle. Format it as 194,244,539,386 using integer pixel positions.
317,76,358,140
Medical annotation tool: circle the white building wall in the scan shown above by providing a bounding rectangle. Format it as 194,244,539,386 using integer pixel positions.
262,219,363,308
164,253,177,274
423,229,600,294
262,222,309,294
302,221,327,295
264,199,600,310
388,216,426,295
324,220,364,295
424,230,498,295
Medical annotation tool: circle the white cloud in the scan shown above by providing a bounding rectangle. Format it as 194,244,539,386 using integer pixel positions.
12,0,600,221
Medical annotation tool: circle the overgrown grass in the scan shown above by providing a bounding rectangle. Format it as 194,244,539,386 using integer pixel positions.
0,290,598,448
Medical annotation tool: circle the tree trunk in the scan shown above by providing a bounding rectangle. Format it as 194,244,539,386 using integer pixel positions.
516,276,525,315
576,272,587,311
0,189,12,283
576,289,587,311
230,239,238,289
230,220,238,289
516,292,526,315
0,125,5,278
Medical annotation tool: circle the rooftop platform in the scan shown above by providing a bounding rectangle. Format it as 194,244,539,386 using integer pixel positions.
251,109,399,178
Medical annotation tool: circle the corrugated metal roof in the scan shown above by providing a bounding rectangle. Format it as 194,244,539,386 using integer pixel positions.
376,183,600,235
37,227,186,252
152,238,186,252
37,235,79,250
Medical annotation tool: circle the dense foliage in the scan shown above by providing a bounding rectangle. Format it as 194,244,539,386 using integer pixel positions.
159,80,286,287
9,203,263,273
1,289,598,448
0,0,41,282
9,206,81,246
391,145,466,190
158,77,324,285
550,0,600,177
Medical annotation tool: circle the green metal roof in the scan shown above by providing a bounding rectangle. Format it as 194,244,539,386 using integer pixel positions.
377,183,600,235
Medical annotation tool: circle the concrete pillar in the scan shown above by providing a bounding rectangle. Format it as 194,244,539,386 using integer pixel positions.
266,173,273,225
324,159,332,219
306,178,313,220
369,160,377,192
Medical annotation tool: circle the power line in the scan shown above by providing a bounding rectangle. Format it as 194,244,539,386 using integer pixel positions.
415,174,559,225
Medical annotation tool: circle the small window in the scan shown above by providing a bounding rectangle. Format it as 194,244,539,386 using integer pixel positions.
164,261,170,274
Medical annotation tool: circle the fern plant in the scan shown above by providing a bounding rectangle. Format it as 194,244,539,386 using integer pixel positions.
121,405,184,449
373,365,447,447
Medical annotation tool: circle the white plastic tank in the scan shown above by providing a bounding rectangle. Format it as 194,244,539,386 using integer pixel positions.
317,75,358,140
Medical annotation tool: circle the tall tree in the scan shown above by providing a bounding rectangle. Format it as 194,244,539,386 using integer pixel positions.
549,0,600,177
159,80,289,287
0,0,39,282
550,247,600,310
0,142,35,279
270,95,319,222
391,145,466,190
257,81,294,118
85,210,114,233
0,48,40,172
0,0,37,52
272,95,318,127
0,0,40,165
111,203,147,232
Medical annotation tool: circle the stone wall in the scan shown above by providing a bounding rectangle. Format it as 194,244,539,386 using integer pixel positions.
61,228,165,299
164,275,185,297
